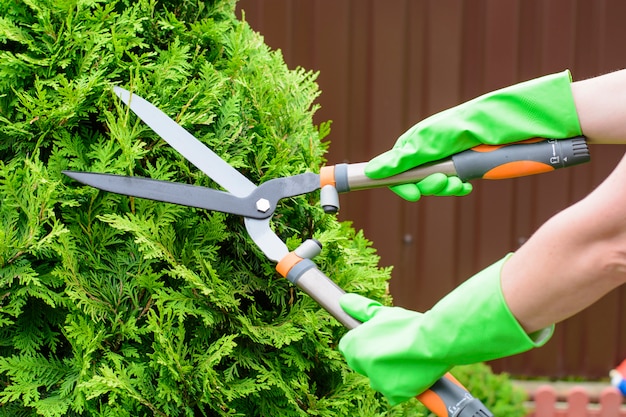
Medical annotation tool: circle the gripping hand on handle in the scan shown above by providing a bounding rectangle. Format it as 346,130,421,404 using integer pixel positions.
368,70,582,201
403,173,473,201
338,255,554,406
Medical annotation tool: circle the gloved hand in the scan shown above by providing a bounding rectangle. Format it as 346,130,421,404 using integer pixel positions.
338,255,554,405
368,70,582,200
406,172,472,201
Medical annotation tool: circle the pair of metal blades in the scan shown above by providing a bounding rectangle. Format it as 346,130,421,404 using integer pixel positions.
64,87,305,262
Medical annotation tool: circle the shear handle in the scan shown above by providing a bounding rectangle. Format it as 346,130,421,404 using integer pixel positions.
277,250,493,417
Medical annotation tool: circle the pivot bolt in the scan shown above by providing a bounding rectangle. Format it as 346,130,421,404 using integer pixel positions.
256,198,271,213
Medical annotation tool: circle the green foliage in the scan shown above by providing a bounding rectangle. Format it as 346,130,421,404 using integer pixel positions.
0,0,387,415
0,0,529,416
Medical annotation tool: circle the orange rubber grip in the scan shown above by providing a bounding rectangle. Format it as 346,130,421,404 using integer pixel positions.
482,160,554,179
276,251,304,277
320,165,336,188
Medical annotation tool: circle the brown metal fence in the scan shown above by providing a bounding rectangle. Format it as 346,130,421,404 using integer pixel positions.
236,0,626,379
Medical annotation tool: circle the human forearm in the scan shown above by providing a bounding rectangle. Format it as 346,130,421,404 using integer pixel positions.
572,69,626,144
501,152,626,333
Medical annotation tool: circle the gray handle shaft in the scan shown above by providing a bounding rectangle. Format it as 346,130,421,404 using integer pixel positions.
293,267,361,329
336,160,456,192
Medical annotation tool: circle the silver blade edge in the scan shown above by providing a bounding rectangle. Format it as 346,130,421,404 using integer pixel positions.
63,171,263,218
113,86,256,198
244,218,288,262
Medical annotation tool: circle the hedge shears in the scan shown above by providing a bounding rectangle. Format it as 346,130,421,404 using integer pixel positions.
64,87,590,417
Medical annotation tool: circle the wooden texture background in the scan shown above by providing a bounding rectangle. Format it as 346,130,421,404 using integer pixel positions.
236,0,626,379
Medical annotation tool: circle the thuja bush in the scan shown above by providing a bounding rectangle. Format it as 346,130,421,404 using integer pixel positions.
0,0,528,416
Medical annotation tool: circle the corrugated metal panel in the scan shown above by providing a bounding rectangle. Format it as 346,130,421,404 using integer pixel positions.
236,0,626,379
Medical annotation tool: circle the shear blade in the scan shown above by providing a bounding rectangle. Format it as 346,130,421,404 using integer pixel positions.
62,171,269,219
113,86,256,198
244,218,289,262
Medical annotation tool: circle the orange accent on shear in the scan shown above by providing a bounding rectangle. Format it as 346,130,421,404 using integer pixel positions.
483,161,554,179
276,252,304,277
417,389,447,417
416,373,466,417
320,166,336,188
444,373,465,389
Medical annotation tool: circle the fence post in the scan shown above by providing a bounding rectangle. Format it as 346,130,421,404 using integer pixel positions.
533,385,557,417
566,387,589,417
598,386,622,417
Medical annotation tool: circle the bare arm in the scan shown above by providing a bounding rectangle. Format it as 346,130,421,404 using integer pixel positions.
572,69,626,144
501,69,626,333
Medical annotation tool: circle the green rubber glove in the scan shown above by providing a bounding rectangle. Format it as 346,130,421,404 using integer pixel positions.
338,255,554,405
368,70,582,200
405,172,473,201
